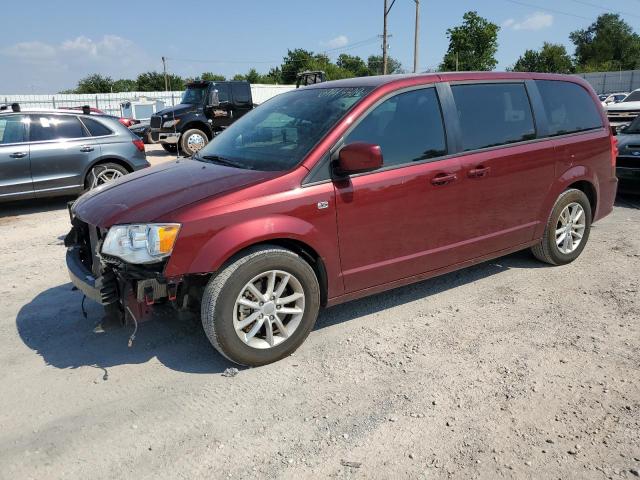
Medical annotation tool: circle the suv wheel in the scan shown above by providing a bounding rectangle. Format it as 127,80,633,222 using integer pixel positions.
85,163,128,190
531,188,592,265
180,128,208,157
201,246,321,366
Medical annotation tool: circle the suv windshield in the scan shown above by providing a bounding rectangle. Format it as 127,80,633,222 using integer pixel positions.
195,86,372,171
181,86,208,105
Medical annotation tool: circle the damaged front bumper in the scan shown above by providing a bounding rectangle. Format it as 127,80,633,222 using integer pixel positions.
64,217,184,324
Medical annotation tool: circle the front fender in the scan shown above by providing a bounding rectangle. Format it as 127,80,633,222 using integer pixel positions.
533,165,598,239
189,215,323,273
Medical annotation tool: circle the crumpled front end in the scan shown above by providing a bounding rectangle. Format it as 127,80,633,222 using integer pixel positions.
64,212,187,327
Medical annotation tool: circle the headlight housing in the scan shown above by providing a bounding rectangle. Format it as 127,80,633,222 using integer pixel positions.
101,224,181,264
162,119,180,128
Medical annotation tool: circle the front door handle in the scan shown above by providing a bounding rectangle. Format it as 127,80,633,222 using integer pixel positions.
468,166,490,178
80,146,94,152
431,172,457,186
9,152,27,158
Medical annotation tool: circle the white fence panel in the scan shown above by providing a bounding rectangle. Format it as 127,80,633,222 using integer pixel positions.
1,84,296,117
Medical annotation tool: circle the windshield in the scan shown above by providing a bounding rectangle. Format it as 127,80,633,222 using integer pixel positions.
624,115,640,134
623,91,640,102
181,86,208,105
195,86,372,171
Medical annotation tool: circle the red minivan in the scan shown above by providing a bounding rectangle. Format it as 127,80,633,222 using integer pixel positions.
66,72,618,366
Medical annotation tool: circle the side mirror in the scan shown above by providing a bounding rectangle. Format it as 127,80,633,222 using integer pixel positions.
208,90,220,107
336,142,383,175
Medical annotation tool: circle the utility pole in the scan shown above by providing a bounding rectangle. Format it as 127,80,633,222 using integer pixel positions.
382,0,397,74
162,56,169,92
413,0,420,73
383,0,388,75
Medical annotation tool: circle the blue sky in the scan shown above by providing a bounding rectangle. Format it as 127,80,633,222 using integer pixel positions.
1,0,638,93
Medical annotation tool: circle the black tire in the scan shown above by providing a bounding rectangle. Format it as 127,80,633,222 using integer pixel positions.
201,246,321,366
161,143,177,153
84,162,129,190
531,188,592,265
180,128,209,157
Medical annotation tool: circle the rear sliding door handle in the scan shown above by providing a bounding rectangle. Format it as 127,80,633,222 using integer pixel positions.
468,166,491,178
9,152,27,158
431,173,457,186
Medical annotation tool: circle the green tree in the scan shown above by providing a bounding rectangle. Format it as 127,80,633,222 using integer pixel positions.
367,55,403,75
112,78,138,92
280,49,316,83
570,13,640,71
75,74,114,93
337,54,369,77
232,73,246,81
512,42,574,74
201,72,226,81
439,11,500,71
136,71,185,91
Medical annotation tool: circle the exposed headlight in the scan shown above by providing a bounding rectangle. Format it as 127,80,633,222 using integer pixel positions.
102,224,181,264
162,119,180,128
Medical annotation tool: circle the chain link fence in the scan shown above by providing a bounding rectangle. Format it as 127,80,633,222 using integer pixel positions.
574,70,640,94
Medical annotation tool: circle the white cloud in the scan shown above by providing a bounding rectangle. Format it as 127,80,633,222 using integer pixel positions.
0,35,154,93
321,35,349,49
502,12,553,31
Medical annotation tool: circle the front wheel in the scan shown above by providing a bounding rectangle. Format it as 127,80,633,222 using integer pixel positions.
85,162,128,190
531,188,592,265
201,246,320,366
180,128,208,157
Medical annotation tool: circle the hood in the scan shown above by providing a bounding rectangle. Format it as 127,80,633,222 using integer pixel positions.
616,132,640,153
607,101,640,111
154,103,198,117
73,159,280,227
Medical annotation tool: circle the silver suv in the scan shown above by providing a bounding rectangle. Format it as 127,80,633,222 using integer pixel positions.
0,107,149,202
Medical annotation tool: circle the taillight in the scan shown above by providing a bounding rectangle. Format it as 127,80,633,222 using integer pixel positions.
119,117,133,127
611,135,618,167
133,139,145,152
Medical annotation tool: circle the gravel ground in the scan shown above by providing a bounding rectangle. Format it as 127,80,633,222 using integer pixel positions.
0,149,638,479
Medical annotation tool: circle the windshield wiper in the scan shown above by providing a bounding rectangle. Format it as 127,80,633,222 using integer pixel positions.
198,155,247,169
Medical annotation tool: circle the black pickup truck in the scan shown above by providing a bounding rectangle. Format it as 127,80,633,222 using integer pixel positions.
150,80,253,156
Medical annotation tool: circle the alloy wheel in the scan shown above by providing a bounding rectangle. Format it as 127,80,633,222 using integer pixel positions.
555,202,586,254
233,270,305,349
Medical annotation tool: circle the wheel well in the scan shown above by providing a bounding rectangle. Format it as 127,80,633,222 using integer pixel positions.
567,180,597,215
182,122,212,140
232,239,329,307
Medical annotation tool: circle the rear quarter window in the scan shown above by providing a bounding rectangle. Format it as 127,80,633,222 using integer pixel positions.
451,83,536,151
536,80,603,136
81,117,113,136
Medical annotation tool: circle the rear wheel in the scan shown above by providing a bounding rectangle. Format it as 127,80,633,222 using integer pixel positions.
531,188,592,265
161,143,177,153
85,162,128,190
201,246,320,366
180,128,209,157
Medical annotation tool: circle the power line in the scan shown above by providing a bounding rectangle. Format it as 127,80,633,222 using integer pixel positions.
566,0,640,19
502,0,592,20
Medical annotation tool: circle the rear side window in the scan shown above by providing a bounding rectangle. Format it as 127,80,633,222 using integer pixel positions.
344,87,447,167
231,83,251,104
536,80,603,136
451,83,536,151
81,117,113,136
29,115,86,141
0,115,27,144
